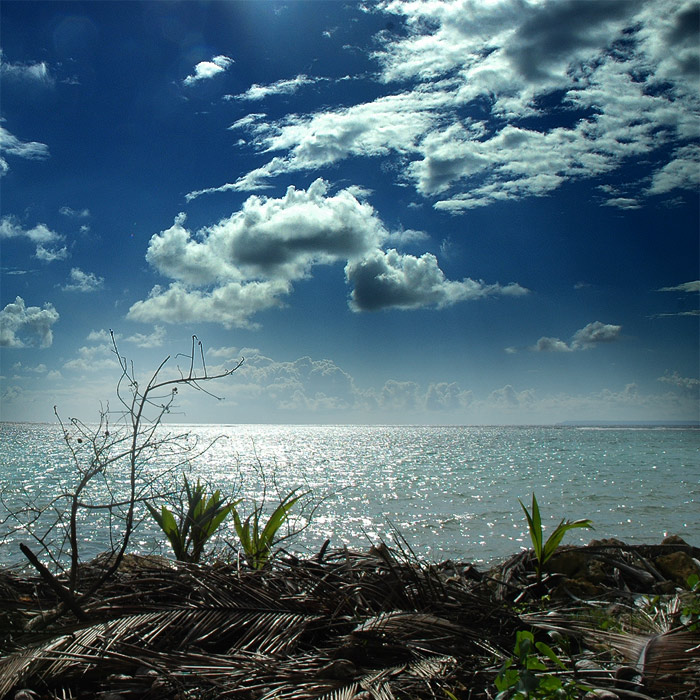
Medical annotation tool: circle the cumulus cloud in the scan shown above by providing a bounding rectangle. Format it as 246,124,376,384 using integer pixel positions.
194,0,699,211
0,216,60,244
346,248,527,311
130,180,526,327
529,321,622,352
124,325,166,348
0,216,69,263
533,337,573,353
489,384,535,409
148,181,387,284
127,280,291,330
63,343,119,372
63,267,104,292
35,245,68,262
0,296,59,348
183,55,233,86
658,370,700,392
571,321,622,348
86,329,114,343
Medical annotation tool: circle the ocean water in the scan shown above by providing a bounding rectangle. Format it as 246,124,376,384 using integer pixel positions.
0,422,698,569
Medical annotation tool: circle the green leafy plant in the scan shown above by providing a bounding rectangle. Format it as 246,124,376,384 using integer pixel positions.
232,489,307,569
680,573,700,630
147,476,239,563
519,493,593,583
495,630,588,699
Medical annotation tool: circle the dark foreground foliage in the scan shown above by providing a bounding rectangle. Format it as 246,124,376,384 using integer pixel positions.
0,538,698,700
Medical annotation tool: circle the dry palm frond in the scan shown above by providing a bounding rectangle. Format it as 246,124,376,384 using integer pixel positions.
0,604,321,696
524,607,700,696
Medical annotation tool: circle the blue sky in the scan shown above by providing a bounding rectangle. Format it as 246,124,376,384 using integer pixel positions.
1,0,698,425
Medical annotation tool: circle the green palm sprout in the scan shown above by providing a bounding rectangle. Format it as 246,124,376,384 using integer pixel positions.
519,493,593,583
232,489,306,569
148,476,238,563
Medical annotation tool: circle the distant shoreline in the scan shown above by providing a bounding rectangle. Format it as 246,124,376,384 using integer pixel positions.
2,420,699,429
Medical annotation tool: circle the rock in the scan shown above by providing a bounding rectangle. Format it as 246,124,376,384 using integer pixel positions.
654,580,678,594
661,534,688,545
546,550,587,577
586,558,609,584
654,551,700,587
553,576,605,600
584,691,620,699
589,538,626,548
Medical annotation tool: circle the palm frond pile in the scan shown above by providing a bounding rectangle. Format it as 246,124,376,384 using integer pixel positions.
0,537,698,700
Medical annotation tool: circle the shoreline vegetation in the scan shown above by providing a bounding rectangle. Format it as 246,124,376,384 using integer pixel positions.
1,340,698,698
0,534,698,699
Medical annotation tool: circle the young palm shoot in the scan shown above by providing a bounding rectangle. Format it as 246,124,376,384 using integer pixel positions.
232,489,307,569
519,493,593,583
148,476,239,563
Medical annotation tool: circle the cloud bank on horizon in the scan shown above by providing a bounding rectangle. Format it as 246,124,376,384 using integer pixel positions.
0,0,698,424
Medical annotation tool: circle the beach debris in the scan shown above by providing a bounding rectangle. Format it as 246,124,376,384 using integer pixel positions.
0,536,697,698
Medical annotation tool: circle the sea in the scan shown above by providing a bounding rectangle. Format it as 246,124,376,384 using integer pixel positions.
0,422,698,569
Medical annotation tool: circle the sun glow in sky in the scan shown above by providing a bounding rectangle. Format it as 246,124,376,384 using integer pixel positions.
1,0,698,425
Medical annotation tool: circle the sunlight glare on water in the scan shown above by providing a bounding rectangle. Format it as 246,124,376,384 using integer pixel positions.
0,423,698,567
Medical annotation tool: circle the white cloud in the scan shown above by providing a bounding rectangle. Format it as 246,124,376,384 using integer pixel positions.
658,371,700,392
533,337,573,353
530,321,622,352
131,180,527,326
489,384,535,409
648,145,700,195
198,0,699,211
207,345,242,359
658,280,700,293
0,53,52,84
603,197,642,210
11,362,47,375
63,267,104,292
346,248,527,312
35,245,68,262
63,343,119,372
654,279,700,317
232,74,318,101
124,325,166,348
127,280,291,330
0,216,68,263
571,321,623,349
190,90,448,196
234,359,697,422
0,296,59,348
0,216,60,244
59,206,91,218
425,381,472,411
86,329,115,343
653,309,700,318
183,55,234,86
0,125,49,174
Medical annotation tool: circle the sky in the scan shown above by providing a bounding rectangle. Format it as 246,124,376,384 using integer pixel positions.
0,0,698,425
